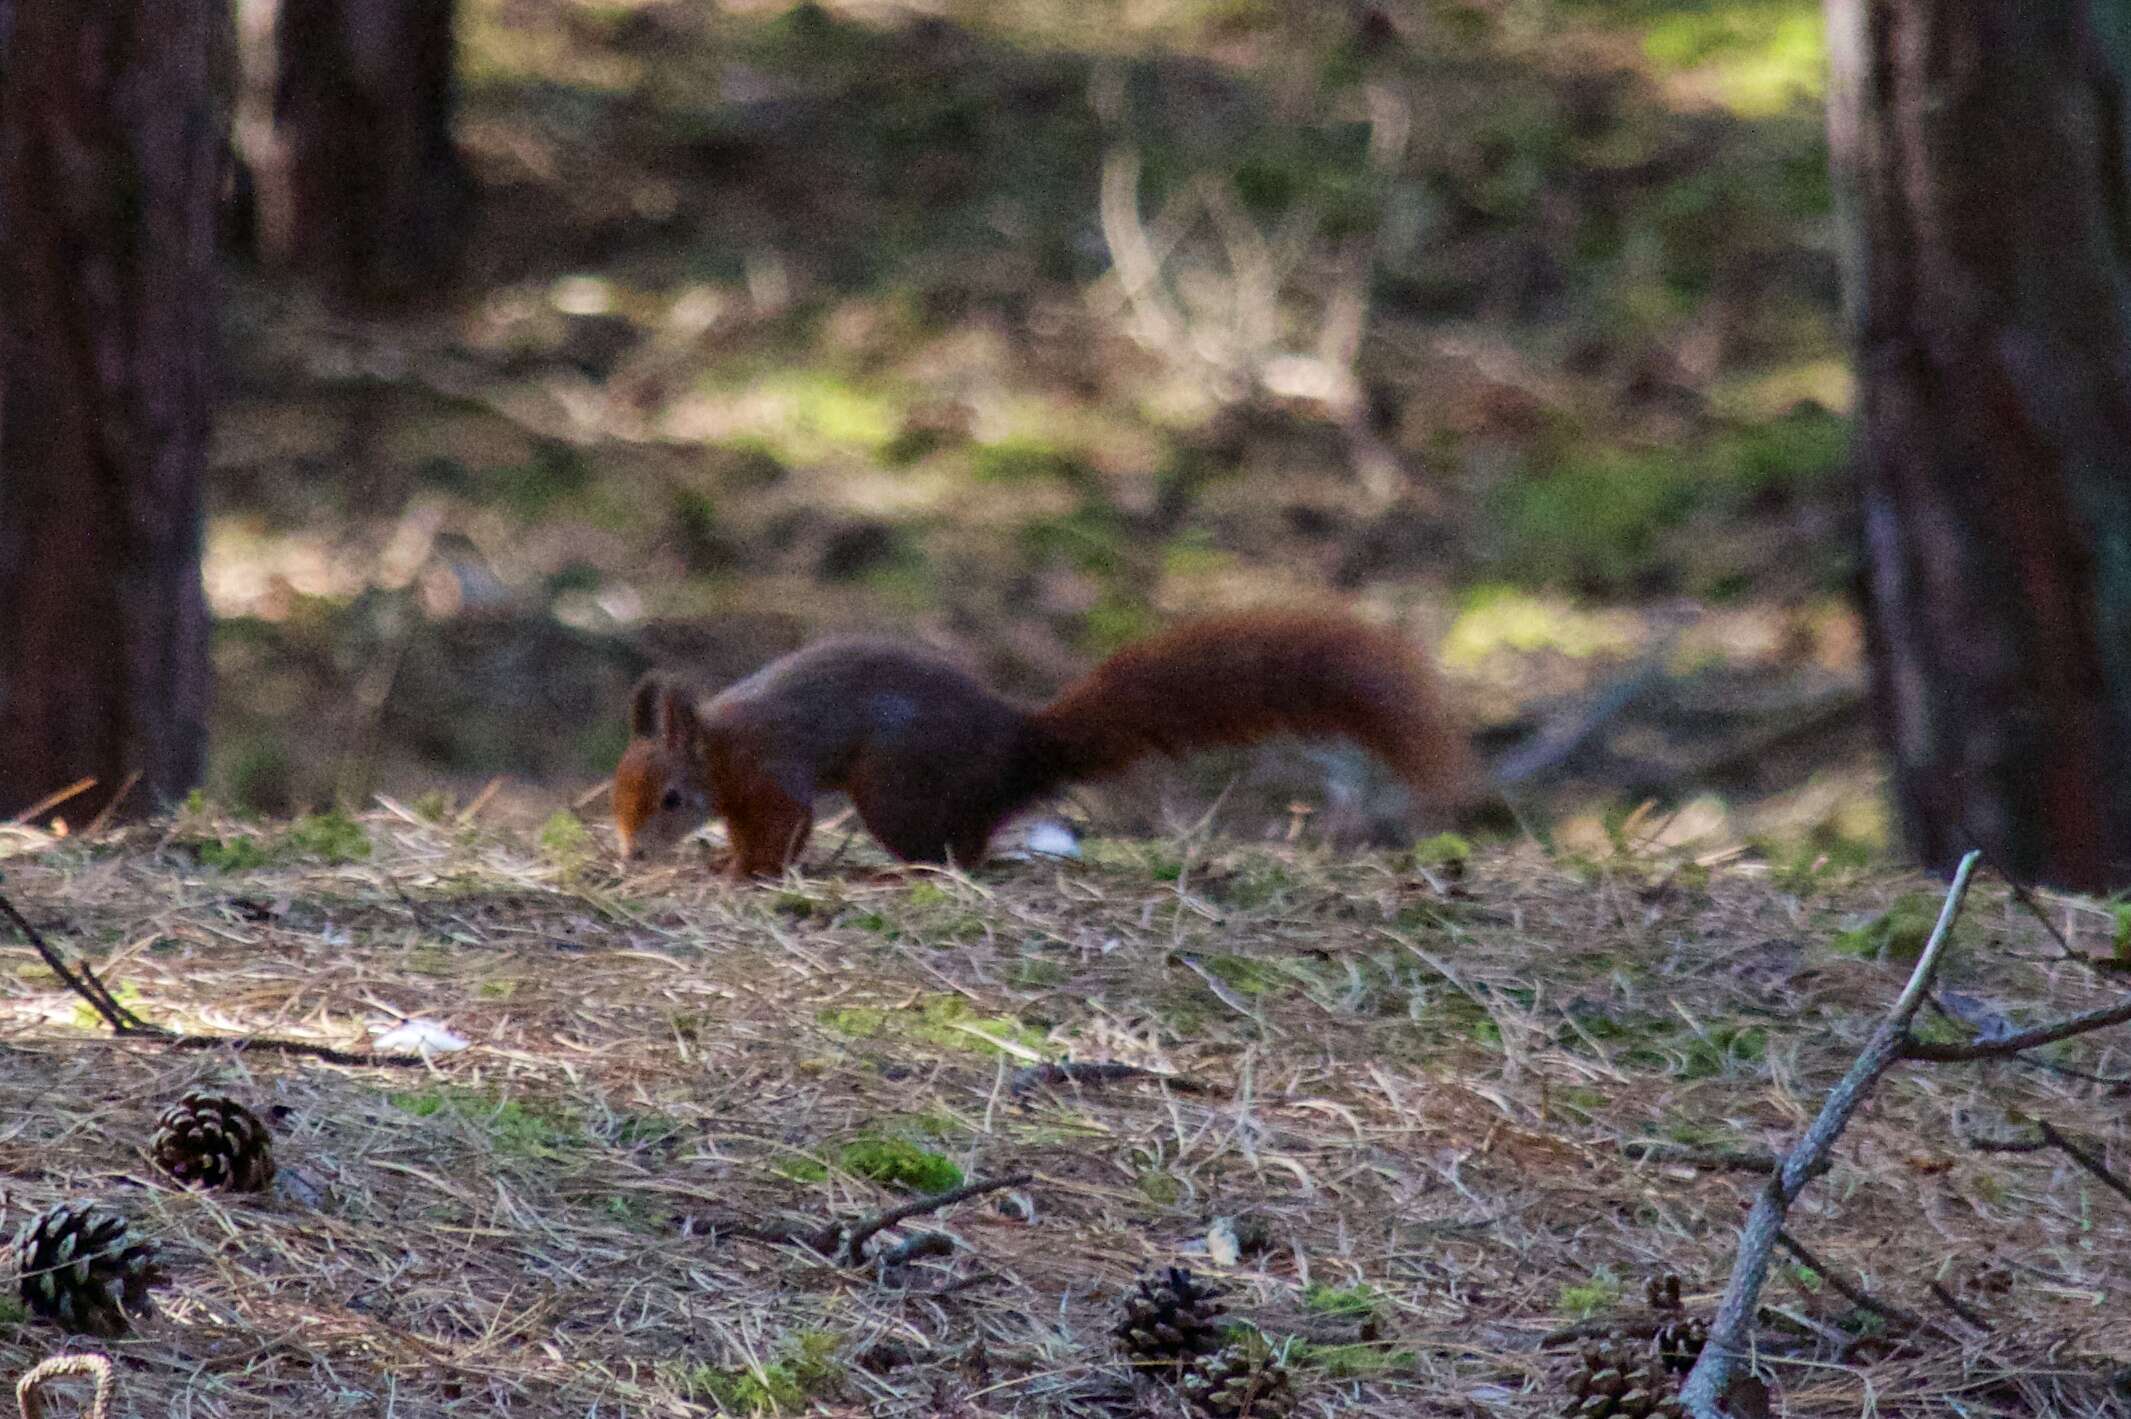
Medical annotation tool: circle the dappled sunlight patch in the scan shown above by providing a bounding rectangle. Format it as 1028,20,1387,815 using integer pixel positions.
1646,5,1826,117
1563,0,1827,117
663,367,905,462
1441,586,1638,668
202,521,369,618
1708,358,1853,422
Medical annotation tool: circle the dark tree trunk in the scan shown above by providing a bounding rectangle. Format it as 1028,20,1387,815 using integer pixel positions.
0,0,219,824
238,0,469,306
1828,1,2131,891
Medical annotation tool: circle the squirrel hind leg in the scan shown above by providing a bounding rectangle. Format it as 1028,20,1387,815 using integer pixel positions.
848,778,995,867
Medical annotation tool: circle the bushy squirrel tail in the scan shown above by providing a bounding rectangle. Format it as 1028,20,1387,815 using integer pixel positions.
1025,611,1483,808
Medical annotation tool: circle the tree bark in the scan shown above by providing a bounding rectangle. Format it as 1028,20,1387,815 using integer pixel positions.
0,0,219,824
238,0,470,306
1829,0,2131,890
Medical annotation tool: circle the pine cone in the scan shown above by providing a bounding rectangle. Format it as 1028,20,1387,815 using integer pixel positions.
1115,1266,1228,1374
1564,1339,1684,1419
152,1092,275,1192
1182,1343,1295,1418
13,1202,163,1337
1653,1314,1707,1375
1645,1273,1683,1312
1641,1272,1705,1375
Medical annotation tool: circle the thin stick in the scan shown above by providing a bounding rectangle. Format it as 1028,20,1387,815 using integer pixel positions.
1619,1140,1826,1177
2036,1119,2131,1209
1925,995,2131,1082
457,776,506,824
1774,1229,1937,1337
6,777,99,829
1953,815,2087,962
833,1171,1034,1264
1009,1061,1212,1096
874,1231,956,1269
0,887,425,1069
78,771,141,839
1970,1119,2131,1211
0,892,148,1031
1902,994,2131,1061
1678,850,1979,1418
1925,1280,1993,1331
706,1171,1037,1266
1541,1316,1668,1348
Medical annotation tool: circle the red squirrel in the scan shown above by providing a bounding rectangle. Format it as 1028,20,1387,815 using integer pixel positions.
611,611,1484,876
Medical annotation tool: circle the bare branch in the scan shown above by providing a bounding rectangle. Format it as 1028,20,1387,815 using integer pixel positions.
1901,994,2131,1061
1968,1119,2131,1211
1953,825,2085,961
0,891,150,1031
1679,850,1980,1418
1774,1229,1942,1338
874,1230,956,1270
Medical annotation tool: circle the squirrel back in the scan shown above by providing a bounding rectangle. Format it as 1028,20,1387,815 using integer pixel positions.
614,610,1481,874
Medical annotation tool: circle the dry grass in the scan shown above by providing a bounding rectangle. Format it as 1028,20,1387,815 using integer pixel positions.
3,808,2131,1416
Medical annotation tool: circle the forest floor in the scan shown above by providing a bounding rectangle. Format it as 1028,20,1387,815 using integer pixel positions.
5,811,2131,1415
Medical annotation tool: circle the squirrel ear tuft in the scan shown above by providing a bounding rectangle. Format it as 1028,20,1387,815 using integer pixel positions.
629,674,666,739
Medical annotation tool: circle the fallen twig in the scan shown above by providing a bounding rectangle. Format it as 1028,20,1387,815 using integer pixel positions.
875,1230,956,1269
1925,1279,1993,1331
0,887,424,1068
1902,994,2131,1062
835,1171,1034,1264
1540,1316,1667,1348
1956,831,2086,962
1620,1140,1825,1177
1679,850,1979,1417
1010,1060,1211,1096
1493,633,1682,788
1968,1118,2131,1211
0,892,151,1032
1928,991,2131,1083
1774,1229,1941,1339
708,1172,1035,1266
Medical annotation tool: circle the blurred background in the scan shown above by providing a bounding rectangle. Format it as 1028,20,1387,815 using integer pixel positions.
199,0,1868,857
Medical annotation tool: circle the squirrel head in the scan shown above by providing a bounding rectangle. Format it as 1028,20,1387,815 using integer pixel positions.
613,675,715,862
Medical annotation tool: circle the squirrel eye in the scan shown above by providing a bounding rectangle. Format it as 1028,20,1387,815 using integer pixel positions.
660,788,683,811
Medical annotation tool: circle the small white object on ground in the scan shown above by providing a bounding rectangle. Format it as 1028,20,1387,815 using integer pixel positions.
373,1018,470,1054
1205,1217,1242,1267
1020,820,1082,859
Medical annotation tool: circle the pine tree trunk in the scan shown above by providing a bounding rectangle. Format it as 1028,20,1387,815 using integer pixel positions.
1828,0,2131,890
0,0,219,824
239,0,469,306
